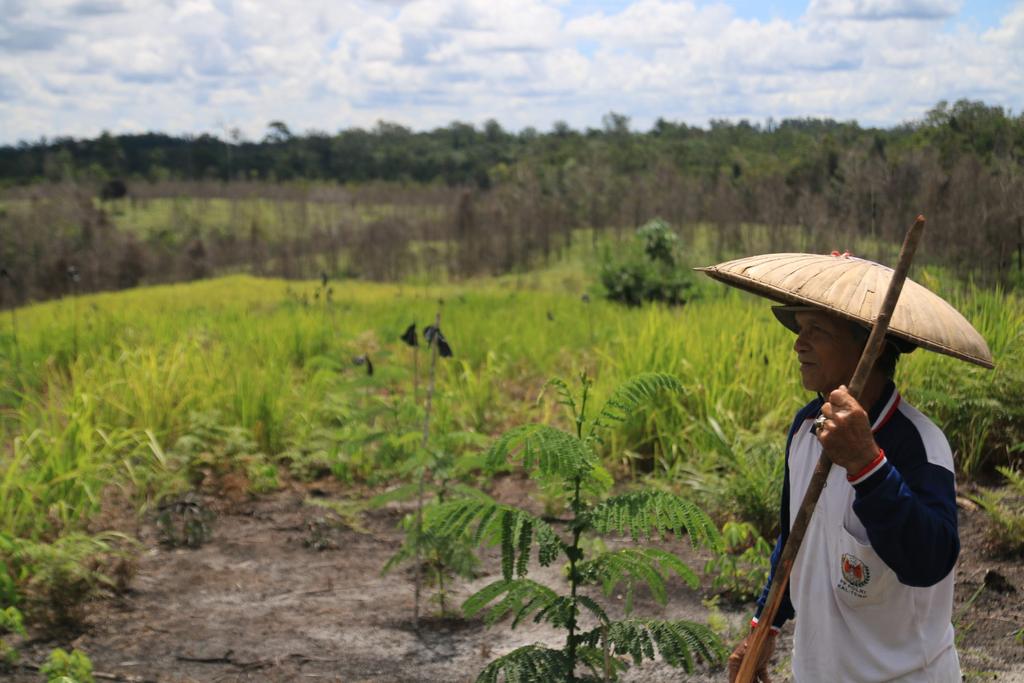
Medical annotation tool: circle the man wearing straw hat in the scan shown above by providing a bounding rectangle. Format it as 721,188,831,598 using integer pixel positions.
699,251,993,682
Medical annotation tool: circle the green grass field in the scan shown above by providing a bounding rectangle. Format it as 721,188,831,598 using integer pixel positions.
0,257,1021,638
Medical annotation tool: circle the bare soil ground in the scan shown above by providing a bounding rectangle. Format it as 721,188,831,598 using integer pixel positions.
8,477,1024,683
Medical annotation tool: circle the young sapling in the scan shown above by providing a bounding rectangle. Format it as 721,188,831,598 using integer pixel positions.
381,431,488,617
425,372,726,681
413,307,455,630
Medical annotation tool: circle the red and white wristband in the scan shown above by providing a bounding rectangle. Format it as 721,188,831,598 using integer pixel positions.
847,448,887,485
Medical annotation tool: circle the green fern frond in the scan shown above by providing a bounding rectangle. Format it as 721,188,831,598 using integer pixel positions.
463,578,565,628
463,580,611,633
599,619,726,671
576,594,610,625
533,595,577,629
586,373,684,443
575,644,630,680
476,645,572,683
540,377,579,417
425,499,564,578
584,490,721,550
578,548,700,612
485,424,596,482
997,466,1024,493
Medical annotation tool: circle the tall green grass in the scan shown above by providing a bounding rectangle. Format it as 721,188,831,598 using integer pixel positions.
1,268,1021,545
899,284,1024,478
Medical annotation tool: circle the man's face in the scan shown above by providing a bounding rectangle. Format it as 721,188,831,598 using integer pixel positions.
792,310,864,393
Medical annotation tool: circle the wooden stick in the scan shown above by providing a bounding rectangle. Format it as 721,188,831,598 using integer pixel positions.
736,215,926,683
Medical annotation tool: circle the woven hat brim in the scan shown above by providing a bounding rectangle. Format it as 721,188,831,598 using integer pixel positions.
696,253,994,369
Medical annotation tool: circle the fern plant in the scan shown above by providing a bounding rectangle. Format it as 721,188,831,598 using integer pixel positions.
972,465,1024,555
425,372,725,681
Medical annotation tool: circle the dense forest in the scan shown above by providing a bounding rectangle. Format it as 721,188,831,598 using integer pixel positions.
1,98,1022,304
3,99,1022,187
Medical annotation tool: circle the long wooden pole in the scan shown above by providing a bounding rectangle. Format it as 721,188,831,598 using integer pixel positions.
736,215,926,683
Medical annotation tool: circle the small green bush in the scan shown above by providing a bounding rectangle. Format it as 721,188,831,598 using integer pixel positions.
40,647,94,683
0,606,26,665
277,393,404,485
173,411,279,495
0,533,131,631
703,521,772,603
600,219,695,307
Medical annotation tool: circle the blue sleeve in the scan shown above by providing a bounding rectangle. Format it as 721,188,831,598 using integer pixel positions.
852,446,959,587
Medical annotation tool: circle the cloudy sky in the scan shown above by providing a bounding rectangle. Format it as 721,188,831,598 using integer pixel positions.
1,0,1021,144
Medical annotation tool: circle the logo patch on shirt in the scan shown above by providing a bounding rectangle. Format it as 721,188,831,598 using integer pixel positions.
839,553,872,596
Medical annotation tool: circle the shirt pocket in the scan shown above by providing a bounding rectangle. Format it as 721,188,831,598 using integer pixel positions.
831,525,897,608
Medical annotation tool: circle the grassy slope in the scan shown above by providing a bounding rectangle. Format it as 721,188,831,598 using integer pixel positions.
0,263,1021,543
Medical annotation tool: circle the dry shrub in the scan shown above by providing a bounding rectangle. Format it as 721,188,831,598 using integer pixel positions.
350,217,413,281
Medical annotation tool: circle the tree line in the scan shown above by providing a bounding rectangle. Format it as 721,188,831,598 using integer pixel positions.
0,99,1022,306
2,100,1021,188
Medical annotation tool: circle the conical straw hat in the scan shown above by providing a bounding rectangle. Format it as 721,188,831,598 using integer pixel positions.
697,252,994,369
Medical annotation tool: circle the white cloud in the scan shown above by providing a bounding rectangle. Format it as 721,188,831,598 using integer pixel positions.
567,0,732,47
983,3,1024,49
0,0,1020,144
807,0,960,21
351,17,404,62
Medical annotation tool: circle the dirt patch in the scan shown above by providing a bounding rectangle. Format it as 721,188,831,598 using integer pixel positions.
952,500,1024,681
7,481,1024,682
